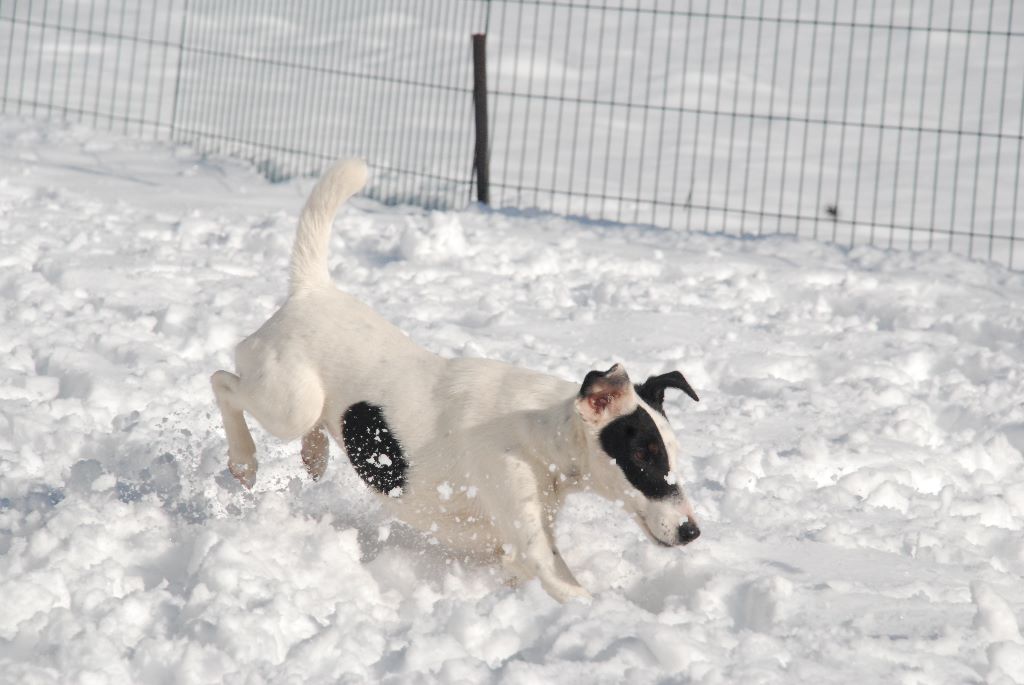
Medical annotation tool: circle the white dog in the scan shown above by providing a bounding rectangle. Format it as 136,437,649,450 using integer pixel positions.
211,160,702,602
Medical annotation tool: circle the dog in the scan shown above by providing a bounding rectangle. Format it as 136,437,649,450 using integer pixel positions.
211,160,702,602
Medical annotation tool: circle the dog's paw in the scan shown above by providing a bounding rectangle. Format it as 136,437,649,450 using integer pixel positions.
545,580,593,604
228,460,258,489
563,585,593,603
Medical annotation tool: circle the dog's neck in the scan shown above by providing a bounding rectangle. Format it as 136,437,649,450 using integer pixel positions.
525,397,591,500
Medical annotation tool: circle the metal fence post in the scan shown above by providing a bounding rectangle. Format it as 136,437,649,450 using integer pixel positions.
472,32,490,206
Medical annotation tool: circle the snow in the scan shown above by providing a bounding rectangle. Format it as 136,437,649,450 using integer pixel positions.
2,117,1024,683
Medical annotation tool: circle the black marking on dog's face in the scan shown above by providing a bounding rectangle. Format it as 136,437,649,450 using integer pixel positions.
635,371,700,416
598,407,677,500
342,402,407,495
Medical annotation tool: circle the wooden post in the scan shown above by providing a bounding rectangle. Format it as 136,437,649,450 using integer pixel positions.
472,33,490,205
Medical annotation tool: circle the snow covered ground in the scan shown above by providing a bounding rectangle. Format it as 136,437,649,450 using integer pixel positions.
2,117,1024,683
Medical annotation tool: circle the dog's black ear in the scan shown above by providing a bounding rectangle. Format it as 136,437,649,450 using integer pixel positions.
636,371,699,413
577,363,631,424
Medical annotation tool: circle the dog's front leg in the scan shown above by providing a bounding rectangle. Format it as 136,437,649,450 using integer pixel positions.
488,457,591,603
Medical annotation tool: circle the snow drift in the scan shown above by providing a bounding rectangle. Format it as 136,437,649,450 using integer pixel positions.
1,119,1023,683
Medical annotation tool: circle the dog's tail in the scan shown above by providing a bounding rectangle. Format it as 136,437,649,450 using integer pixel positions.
289,159,369,293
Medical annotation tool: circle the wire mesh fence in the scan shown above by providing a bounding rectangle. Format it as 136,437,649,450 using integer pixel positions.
1,1,184,139
1,0,487,208
2,1,1022,268
173,0,488,206
486,0,1024,269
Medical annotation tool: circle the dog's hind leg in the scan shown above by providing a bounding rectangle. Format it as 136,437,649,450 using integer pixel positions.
211,370,259,488
301,424,329,480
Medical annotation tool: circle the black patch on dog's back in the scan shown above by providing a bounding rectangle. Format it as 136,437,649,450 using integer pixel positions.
342,402,407,495
599,407,678,500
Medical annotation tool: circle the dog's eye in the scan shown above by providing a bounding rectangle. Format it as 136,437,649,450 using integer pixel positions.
632,449,648,463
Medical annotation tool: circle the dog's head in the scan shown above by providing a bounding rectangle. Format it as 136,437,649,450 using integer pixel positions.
575,364,701,547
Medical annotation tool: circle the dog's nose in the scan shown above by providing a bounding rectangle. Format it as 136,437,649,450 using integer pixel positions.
677,521,701,545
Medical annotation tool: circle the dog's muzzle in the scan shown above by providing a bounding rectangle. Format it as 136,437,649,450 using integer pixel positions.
677,520,701,545
641,498,701,547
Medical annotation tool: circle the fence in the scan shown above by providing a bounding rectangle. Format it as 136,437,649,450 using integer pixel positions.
2,1,1022,269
